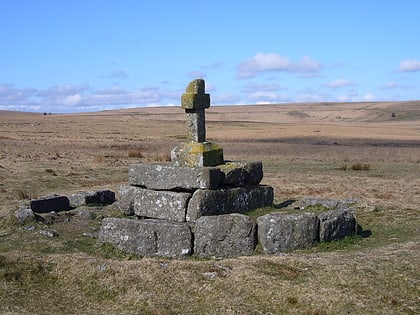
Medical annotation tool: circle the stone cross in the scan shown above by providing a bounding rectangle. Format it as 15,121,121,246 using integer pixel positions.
181,79,210,142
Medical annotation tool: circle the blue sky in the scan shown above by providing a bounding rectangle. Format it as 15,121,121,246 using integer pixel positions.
1,0,419,113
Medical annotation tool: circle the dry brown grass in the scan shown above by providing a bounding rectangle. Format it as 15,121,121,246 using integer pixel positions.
0,101,419,314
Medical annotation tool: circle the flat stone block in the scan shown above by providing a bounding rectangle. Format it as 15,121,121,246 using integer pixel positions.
186,185,274,222
99,218,192,258
257,212,319,253
318,209,356,242
171,141,224,167
194,214,257,258
128,163,222,190
134,188,191,222
116,185,141,216
69,190,115,207
30,195,71,213
217,161,263,186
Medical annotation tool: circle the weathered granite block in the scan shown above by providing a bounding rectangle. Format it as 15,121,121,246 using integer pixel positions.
129,163,222,190
194,214,257,258
116,185,141,216
217,161,263,186
14,208,35,224
186,185,273,222
30,195,71,213
69,190,115,207
99,218,192,258
242,161,264,185
248,185,274,210
171,142,224,167
318,209,356,242
257,212,319,253
134,188,191,222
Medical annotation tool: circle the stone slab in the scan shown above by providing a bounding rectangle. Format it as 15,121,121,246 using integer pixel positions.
134,188,191,222
69,190,115,207
218,161,263,186
318,209,356,242
194,214,257,258
99,218,192,258
30,195,71,213
257,212,319,253
128,163,222,190
171,142,224,167
116,185,141,216
186,185,273,222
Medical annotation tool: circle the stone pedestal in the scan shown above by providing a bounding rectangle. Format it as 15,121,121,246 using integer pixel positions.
171,141,224,167
100,160,274,258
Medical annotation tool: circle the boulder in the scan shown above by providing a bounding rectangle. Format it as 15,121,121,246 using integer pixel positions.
186,185,273,222
318,209,356,242
257,212,319,253
133,188,191,222
129,163,222,190
14,208,35,224
69,190,115,207
194,214,257,258
99,218,192,258
30,195,71,213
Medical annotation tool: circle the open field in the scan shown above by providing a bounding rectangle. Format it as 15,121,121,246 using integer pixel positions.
1,101,419,314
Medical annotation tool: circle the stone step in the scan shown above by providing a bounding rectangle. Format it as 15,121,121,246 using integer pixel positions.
186,185,273,222
99,218,192,258
128,161,264,191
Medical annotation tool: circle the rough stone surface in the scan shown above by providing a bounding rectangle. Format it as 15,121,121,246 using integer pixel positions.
69,190,115,207
242,161,264,185
99,218,192,258
134,188,191,222
181,79,209,142
128,163,222,190
257,212,319,253
30,195,71,213
295,197,361,210
116,185,139,216
181,79,210,110
186,185,273,222
171,142,224,167
319,209,356,242
14,208,35,224
194,214,257,258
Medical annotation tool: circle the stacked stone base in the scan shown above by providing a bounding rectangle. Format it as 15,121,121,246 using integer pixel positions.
99,161,273,258
99,161,359,259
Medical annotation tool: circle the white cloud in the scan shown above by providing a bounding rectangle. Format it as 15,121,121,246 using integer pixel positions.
236,52,322,78
380,81,398,90
0,84,36,104
62,94,82,106
335,90,359,102
241,83,287,93
0,83,168,113
37,84,89,97
324,79,354,88
247,91,290,103
364,93,375,101
212,93,241,104
398,59,420,72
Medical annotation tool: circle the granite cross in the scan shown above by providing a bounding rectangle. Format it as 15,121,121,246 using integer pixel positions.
181,79,210,142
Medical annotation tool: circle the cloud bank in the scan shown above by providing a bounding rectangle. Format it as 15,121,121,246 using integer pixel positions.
236,52,322,78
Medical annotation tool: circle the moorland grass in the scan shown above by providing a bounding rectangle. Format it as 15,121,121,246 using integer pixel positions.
0,103,419,314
